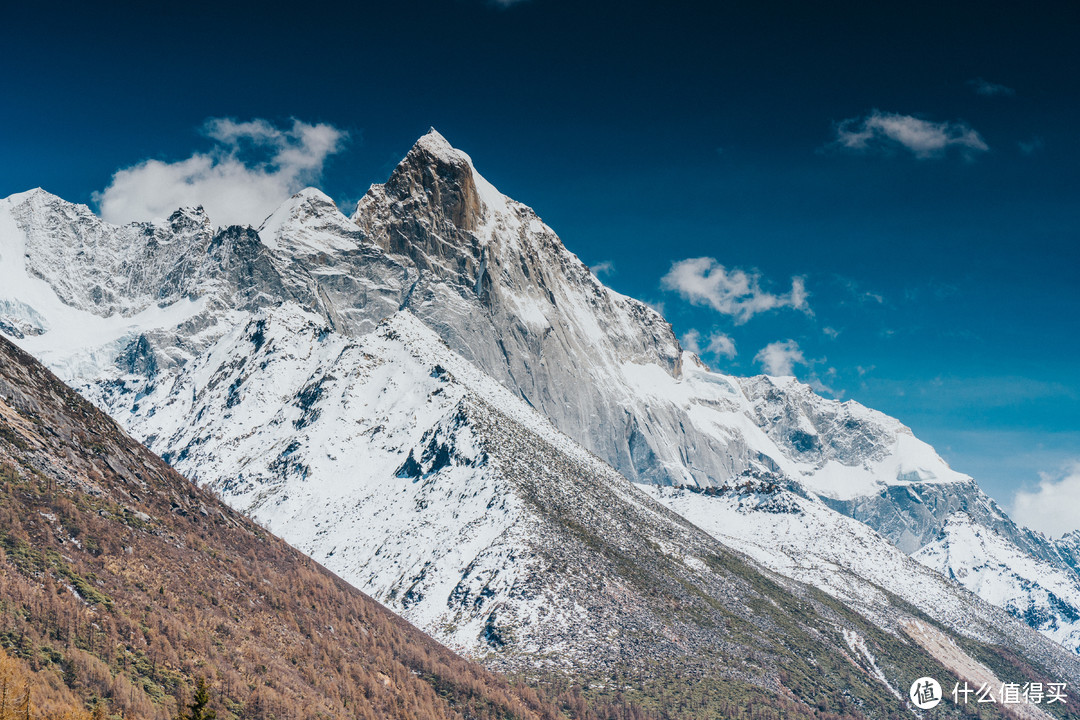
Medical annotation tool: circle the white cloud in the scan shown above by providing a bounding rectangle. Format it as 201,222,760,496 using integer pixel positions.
969,78,1015,97
681,329,703,355
1011,462,1080,538
661,257,809,324
681,329,736,360
754,340,805,377
590,260,616,278
809,366,844,398
95,118,347,227
833,110,989,160
706,332,737,359
836,276,885,305
808,377,841,398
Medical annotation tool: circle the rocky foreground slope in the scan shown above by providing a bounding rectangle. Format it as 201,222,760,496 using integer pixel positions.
0,336,581,720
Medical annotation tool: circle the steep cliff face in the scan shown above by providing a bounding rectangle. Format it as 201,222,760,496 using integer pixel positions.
354,131,686,483
2,130,1079,660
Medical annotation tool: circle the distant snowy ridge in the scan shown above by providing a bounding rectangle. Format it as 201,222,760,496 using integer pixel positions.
915,513,1080,652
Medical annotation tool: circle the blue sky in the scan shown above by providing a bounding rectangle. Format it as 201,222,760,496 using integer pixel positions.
2,0,1077,531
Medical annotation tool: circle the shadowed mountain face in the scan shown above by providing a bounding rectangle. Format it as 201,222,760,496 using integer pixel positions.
0,335,585,720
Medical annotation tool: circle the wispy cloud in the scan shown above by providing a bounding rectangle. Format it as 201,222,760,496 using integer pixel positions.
1011,461,1080,538
590,260,616,278
706,332,737,360
831,110,989,160
968,78,1015,97
681,329,737,361
681,330,703,354
95,118,347,227
754,340,805,376
661,257,809,324
834,276,886,305
809,366,842,398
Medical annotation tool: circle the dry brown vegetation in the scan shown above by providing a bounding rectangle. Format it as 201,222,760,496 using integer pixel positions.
0,646,96,719
0,335,656,719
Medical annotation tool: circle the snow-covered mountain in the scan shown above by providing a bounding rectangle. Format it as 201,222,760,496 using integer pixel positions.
352,130,1080,657
915,514,1080,652
1,129,1078,676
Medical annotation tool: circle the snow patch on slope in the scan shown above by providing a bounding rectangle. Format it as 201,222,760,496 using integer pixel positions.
843,629,903,701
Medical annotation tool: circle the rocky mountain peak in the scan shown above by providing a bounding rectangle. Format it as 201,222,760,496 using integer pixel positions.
356,129,487,240
258,187,362,256
3,186,97,230
413,127,469,163
3,186,60,206
164,204,213,233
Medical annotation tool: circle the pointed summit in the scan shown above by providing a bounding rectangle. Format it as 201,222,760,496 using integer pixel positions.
2,187,58,205
411,127,474,166
258,187,361,255
293,186,335,203
357,128,491,236
2,187,96,222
